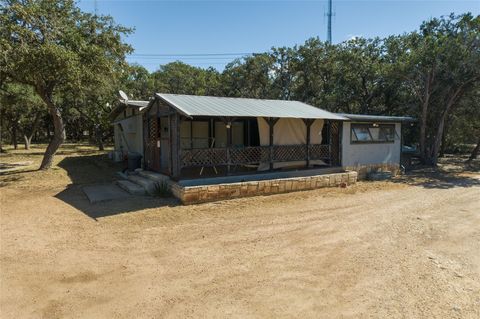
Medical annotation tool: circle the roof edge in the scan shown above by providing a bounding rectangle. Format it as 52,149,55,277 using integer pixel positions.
154,93,193,118
338,113,416,123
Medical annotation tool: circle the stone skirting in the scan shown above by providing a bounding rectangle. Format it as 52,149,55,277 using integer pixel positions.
170,171,358,205
343,163,400,180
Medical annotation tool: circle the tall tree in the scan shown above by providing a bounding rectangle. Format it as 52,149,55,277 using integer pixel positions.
222,54,275,98
0,0,132,169
386,14,480,165
121,64,155,100
152,62,221,96
427,14,480,164
0,82,44,149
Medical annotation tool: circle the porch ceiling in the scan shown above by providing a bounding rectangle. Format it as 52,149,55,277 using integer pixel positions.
155,93,348,120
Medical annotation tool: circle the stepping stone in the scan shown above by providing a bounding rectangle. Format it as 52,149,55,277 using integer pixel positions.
83,184,130,203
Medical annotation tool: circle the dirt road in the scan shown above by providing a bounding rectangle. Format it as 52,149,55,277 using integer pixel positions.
1,148,479,318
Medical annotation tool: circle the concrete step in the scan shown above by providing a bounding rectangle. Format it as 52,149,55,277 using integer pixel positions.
116,180,146,195
138,170,170,183
127,174,157,195
115,171,129,180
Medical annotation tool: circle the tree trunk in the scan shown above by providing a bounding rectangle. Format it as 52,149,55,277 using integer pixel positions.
431,114,447,166
0,108,3,153
11,121,18,150
419,70,434,163
38,91,66,170
23,111,42,150
466,136,480,163
23,135,32,150
439,119,449,158
95,126,104,151
430,88,463,166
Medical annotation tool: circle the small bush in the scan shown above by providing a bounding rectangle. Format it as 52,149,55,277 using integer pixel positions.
153,180,171,197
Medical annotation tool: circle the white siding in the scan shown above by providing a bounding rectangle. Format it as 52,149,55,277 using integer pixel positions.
113,114,144,156
341,122,401,167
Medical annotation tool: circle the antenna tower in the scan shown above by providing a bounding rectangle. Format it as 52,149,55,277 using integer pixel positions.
327,0,333,43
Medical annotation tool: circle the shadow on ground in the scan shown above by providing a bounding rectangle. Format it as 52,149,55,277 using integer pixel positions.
55,185,178,220
393,162,480,189
55,154,179,220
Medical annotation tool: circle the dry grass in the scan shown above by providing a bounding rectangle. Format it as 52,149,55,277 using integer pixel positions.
0,144,121,189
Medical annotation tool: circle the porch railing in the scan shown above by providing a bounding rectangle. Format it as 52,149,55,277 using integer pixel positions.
180,144,332,168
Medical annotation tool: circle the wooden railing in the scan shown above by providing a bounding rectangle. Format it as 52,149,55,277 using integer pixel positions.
180,144,332,168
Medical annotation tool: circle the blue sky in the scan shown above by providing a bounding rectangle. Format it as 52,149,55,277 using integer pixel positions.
78,0,479,71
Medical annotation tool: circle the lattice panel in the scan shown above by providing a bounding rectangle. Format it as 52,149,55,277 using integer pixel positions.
230,146,269,164
309,144,330,160
181,148,227,167
144,116,159,170
273,145,307,162
330,121,340,166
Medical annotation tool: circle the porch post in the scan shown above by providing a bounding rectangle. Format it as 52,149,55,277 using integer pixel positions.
303,119,313,168
222,117,233,175
171,112,182,178
266,117,279,170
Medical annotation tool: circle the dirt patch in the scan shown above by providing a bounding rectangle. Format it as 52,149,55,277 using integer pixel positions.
1,145,479,318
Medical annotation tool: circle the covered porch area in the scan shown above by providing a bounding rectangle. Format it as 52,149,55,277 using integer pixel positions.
143,94,347,181
178,117,343,179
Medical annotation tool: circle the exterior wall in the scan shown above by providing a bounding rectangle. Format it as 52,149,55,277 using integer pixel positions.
113,112,144,156
170,171,358,205
341,121,401,168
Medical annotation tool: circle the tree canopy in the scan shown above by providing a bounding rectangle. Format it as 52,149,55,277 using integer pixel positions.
1,0,132,168
0,2,478,166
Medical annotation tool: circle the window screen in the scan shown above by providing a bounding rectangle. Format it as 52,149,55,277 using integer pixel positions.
192,122,209,148
351,123,396,143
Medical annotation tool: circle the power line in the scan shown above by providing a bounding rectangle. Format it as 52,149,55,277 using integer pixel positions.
129,52,255,57
128,62,231,66
126,57,244,61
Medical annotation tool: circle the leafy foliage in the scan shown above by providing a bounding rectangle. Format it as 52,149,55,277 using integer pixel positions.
0,0,132,168
0,3,478,166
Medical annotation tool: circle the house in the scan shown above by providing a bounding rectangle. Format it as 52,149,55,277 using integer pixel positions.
109,99,149,161
111,93,415,203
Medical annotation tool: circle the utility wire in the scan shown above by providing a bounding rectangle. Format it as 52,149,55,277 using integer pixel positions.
129,52,256,57
126,57,244,60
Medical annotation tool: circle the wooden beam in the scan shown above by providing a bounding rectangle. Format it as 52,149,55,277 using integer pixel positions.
303,119,314,167
226,119,232,175
190,120,193,149
266,117,279,170
209,118,213,148
170,112,182,178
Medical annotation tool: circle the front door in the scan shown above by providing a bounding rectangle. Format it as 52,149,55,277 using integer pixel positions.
159,116,170,174
144,115,161,172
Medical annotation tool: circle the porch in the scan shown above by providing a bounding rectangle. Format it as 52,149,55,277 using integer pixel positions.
179,120,342,179
143,94,347,180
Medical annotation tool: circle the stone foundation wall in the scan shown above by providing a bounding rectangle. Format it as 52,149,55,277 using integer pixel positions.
170,171,358,205
343,163,400,180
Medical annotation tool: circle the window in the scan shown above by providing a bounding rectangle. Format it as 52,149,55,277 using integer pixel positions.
180,120,209,149
351,123,396,143
215,121,245,147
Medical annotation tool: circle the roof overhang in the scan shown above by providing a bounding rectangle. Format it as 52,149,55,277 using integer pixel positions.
109,99,151,120
154,93,348,120
338,113,416,123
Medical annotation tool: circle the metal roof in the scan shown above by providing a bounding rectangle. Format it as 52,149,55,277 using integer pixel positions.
125,100,150,108
109,100,150,120
156,93,348,120
338,113,416,123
